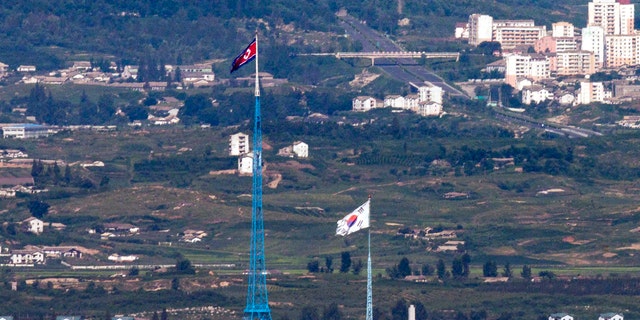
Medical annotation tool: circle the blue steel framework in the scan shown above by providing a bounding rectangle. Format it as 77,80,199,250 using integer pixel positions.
244,33,272,320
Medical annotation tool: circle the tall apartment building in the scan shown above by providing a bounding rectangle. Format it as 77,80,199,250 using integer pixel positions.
504,54,550,87
229,132,250,156
554,51,596,76
535,36,578,53
605,34,639,68
468,14,494,46
581,25,605,69
579,81,608,104
588,0,634,36
493,22,547,50
552,22,575,38
418,85,444,104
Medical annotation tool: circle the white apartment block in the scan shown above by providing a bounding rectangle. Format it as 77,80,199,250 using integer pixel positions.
535,37,577,53
384,95,406,109
238,152,254,175
493,20,546,50
588,0,634,36
418,85,444,104
579,81,610,104
468,14,494,46
352,96,379,112
582,25,605,69
417,101,443,117
229,132,250,156
552,22,575,38
554,51,596,76
505,54,550,87
605,34,639,68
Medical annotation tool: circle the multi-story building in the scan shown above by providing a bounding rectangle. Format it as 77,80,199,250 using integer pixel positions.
605,34,639,68
493,20,546,50
579,81,609,104
582,25,606,69
418,86,443,104
468,14,494,46
588,0,634,36
552,22,575,38
505,54,550,87
229,132,250,156
554,51,596,76
352,96,379,112
535,36,578,53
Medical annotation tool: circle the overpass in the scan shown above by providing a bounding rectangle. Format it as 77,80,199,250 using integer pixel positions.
298,51,460,65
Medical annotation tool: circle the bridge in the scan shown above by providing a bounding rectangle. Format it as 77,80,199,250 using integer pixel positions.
298,51,460,65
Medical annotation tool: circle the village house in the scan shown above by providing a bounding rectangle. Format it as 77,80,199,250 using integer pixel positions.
599,313,623,320
352,96,380,112
41,246,83,259
22,217,44,234
17,65,36,73
238,152,254,175
9,248,45,265
549,313,573,320
103,222,140,235
277,141,309,158
521,85,554,105
108,254,138,262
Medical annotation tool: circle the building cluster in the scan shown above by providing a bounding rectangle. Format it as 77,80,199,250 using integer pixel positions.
458,0,640,107
352,85,444,116
230,133,308,175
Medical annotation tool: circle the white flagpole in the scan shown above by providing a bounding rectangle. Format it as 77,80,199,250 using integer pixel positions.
365,197,373,320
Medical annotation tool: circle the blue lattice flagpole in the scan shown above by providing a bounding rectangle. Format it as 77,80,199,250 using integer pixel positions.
366,205,373,320
244,32,272,320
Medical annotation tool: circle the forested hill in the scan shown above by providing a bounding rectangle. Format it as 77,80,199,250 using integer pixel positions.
0,0,588,70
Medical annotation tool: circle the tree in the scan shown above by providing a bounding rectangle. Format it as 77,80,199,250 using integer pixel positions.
413,301,428,320
521,265,532,280
352,259,363,275
340,251,351,273
161,308,168,320
436,259,446,279
307,260,320,273
421,263,433,276
391,299,408,320
461,253,471,277
28,200,50,219
451,257,464,279
325,256,333,273
397,257,411,278
502,262,512,278
175,257,195,274
300,306,320,320
483,261,498,277
322,303,342,320
171,277,180,290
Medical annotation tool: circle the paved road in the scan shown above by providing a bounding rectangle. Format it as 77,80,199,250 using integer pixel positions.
338,15,467,98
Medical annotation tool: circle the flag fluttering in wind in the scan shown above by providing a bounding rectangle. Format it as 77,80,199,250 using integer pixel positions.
230,38,257,73
336,199,370,236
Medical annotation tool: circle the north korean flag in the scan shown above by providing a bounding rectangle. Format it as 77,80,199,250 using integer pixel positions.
230,39,257,73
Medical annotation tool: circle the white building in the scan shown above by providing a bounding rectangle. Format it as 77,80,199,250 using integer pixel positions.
238,152,254,175
581,25,606,69
10,249,45,264
418,86,443,104
549,313,573,320
384,95,406,109
417,101,443,117
552,22,575,38
493,20,546,50
468,14,494,46
352,96,379,112
23,217,44,234
292,141,309,158
555,51,596,76
599,313,624,320
579,81,610,104
2,124,57,139
588,0,634,36
605,34,639,68
229,132,250,156
504,54,550,87
522,86,554,105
